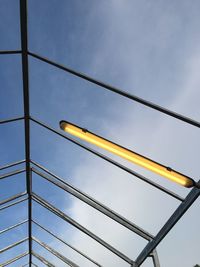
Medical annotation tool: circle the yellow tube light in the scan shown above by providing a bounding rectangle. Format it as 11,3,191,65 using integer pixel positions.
60,120,195,188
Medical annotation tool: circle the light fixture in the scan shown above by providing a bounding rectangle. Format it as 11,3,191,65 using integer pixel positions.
60,120,195,188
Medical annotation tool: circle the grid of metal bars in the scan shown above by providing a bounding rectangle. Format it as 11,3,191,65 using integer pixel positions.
0,1,200,266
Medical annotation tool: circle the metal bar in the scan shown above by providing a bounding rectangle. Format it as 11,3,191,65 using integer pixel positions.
32,251,56,267
0,169,26,180
28,52,200,129
30,118,183,202
0,116,24,124
0,160,25,171
135,181,200,266
0,50,21,55
32,193,134,265
1,252,29,267
20,1,31,266
32,264,39,267
0,192,27,207
0,237,28,253
151,250,160,267
32,166,153,240
20,263,29,267
32,236,80,267
32,219,102,267
0,196,28,212
0,219,28,235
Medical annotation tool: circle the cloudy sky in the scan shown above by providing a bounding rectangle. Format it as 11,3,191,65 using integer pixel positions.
0,0,200,266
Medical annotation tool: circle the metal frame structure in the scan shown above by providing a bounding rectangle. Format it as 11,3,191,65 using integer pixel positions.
0,0,200,266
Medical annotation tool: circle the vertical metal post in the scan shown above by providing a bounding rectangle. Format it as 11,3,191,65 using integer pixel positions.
20,0,31,266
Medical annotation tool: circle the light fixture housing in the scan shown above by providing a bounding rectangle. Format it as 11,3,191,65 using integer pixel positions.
60,120,195,188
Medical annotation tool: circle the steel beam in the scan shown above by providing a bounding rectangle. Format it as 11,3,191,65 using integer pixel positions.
0,160,25,171
30,120,183,202
32,237,80,267
1,252,29,267
0,196,28,211
0,168,26,180
0,116,24,124
32,252,56,267
0,220,28,235
32,193,134,265
32,219,102,266
151,250,160,267
0,192,27,207
135,182,200,266
28,52,200,129
20,1,32,266
0,237,28,253
0,50,21,55
32,166,153,240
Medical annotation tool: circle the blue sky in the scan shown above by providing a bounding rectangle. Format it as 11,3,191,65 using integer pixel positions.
0,0,200,266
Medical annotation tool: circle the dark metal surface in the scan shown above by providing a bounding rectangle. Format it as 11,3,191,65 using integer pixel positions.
32,220,102,266
0,50,22,55
28,52,200,129
0,252,29,267
33,237,80,267
0,220,28,235
30,118,184,202
20,1,32,266
32,166,153,240
32,251,56,267
136,181,200,266
0,237,28,253
0,168,26,180
0,196,28,211
0,192,27,207
32,193,134,265
0,160,25,171
0,116,24,124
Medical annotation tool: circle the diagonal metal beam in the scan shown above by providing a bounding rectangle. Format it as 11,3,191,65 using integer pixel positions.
0,160,25,171
0,237,28,253
0,50,22,55
0,192,27,207
20,1,32,266
0,169,26,180
135,181,200,266
0,252,29,267
151,250,160,267
30,119,183,202
32,252,56,267
32,219,102,267
32,166,153,240
32,193,134,265
28,52,200,129
0,219,28,235
0,116,24,124
32,236,80,267
0,196,28,212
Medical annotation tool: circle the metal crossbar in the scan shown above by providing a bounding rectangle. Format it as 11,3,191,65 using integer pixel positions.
0,1,199,266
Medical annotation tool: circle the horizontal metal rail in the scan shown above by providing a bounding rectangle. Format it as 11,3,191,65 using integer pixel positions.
0,160,25,171
0,220,28,235
0,237,28,253
32,251,56,267
30,118,183,202
0,50,22,55
33,237,80,267
135,181,200,266
1,252,28,267
32,166,153,240
0,116,24,124
0,168,26,180
32,220,102,266
0,196,28,212
28,52,200,129
0,192,27,207
32,193,134,265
